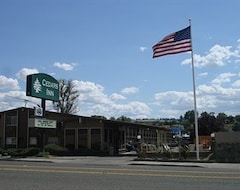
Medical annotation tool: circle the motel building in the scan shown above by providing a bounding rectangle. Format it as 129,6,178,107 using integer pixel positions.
0,107,169,155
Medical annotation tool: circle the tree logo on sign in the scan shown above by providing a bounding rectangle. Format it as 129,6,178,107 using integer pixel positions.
33,78,42,93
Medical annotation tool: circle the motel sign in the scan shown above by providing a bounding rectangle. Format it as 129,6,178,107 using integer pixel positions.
26,73,59,101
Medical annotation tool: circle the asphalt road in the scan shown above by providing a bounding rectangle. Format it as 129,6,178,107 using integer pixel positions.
0,159,240,190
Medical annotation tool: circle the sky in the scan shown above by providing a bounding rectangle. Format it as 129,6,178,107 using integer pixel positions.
0,0,240,119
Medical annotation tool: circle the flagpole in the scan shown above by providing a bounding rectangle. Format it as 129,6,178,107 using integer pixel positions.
189,19,200,160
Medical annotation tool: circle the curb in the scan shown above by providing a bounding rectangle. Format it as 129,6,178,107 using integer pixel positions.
130,161,203,168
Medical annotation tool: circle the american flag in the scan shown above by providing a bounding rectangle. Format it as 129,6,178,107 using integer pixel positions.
152,26,192,58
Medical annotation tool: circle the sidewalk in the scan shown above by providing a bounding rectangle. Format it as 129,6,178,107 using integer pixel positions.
1,155,240,170
131,160,240,170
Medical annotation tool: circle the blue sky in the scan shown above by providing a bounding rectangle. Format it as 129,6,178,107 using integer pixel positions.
0,0,240,119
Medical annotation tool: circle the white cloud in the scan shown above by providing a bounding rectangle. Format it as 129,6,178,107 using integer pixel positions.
198,84,238,97
232,80,240,88
154,80,240,118
0,90,41,111
110,93,126,101
211,72,236,84
154,91,194,118
0,75,20,90
121,87,139,94
139,46,148,52
71,80,149,118
16,68,39,80
182,44,239,68
154,91,193,110
87,101,150,119
198,72,208,77
1,75,240,118
196,84,240,115
73,80,111,105
53,62,78,71
110,102,150,118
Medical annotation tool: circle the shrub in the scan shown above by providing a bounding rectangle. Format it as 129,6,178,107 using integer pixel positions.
37,151,50,158
6,148,24,157
5,148,40,157
44,144,67,156
22,148,40,156
0,148,7,155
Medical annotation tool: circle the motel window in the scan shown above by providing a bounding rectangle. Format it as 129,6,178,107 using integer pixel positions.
30,137,37,145
78,129,88,149
48,137,58,144
91,129,101,150
6,115,17,126
6,137,17,145
65,129,75,150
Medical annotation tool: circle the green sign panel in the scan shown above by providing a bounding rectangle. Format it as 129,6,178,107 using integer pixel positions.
26,73,59,101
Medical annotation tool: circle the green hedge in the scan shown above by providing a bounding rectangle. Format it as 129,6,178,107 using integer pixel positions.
2,148,40,157
44,144,67,156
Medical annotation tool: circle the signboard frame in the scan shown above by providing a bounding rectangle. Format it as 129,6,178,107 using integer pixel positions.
29,118,57,129
26,73,59,101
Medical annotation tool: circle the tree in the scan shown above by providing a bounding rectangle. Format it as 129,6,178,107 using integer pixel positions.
235,115,240,123
91,115,107,120
182,110,196,132
227,115,235,124
216,112,227,131
232,123,240,131
216,112,228,123
198,112,220,135
117,115,132,122
233,115,240,131
53,79,79,114
183,110,195,124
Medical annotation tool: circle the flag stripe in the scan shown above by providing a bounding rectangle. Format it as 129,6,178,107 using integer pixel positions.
152,26,191,58
153,39,191,51
153,40,191,57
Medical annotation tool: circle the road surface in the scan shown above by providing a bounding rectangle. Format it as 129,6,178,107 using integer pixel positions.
0,158,240,190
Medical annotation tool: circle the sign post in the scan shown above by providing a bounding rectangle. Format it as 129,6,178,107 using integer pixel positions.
26,73,59,153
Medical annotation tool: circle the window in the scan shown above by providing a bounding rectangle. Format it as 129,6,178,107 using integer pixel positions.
48,137,58,144
91,129,101,150
6,115,17,126
65,129,75,150
30,137,37,145
6,137,16,145
78,129,88,149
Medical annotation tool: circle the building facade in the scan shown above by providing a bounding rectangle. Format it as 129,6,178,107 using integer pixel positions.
0,107,169,154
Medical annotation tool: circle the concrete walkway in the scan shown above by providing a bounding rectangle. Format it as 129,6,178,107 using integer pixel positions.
1,155,240,170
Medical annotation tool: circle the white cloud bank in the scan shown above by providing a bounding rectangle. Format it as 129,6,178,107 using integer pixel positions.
182,44,239,68
1,41,240,119
121,87,139,94
154,72,240,118
0,75,20,90
16,68,39,80
53,62,78,71
73,81,149,118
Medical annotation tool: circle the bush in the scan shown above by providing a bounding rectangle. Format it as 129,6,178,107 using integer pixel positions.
6,148,24,157
5,148,40,157
22,148,40,156
0,148,7,155
44,144,67,156
37,151,50,158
